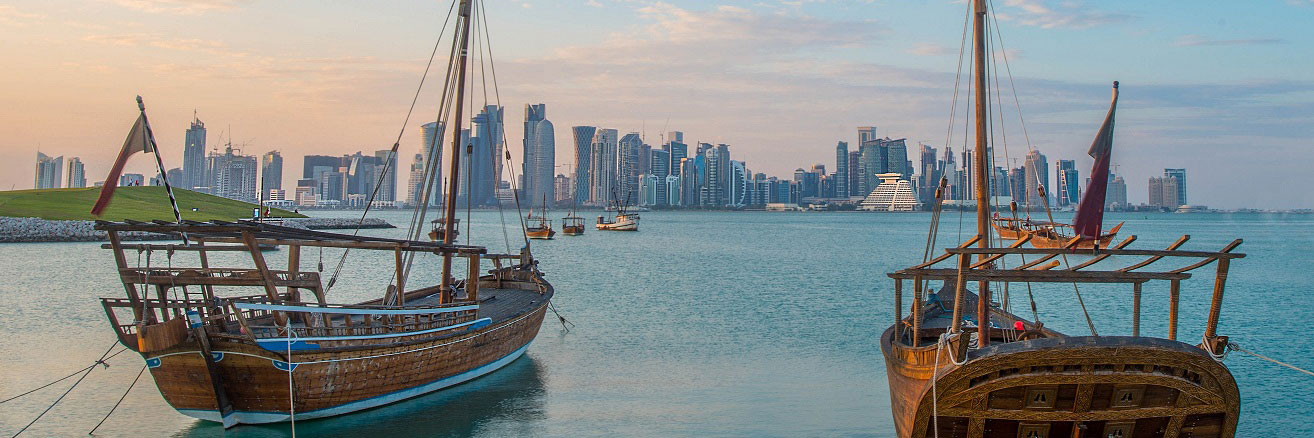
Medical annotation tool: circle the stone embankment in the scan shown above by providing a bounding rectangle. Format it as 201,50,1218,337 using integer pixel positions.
0,217,395,243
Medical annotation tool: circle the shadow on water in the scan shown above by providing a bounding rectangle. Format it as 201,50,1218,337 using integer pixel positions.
177,354,548,437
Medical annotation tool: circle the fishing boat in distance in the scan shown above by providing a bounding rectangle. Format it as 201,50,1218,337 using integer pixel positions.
880,1,1244,437
596,192,639,231
91,0,555,427
561,202,585,236
526,196,556,240
428,217,459,242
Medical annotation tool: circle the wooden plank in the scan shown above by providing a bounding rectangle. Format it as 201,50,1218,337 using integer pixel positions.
1068,235,1138,270
950,253,970,333
908,236,982,270
1168,239,1244,273
894,279,903,340
1117,235,1188,272
106,231,143,321
943,246,1245,259
1169,280,1180,340
890,269,1189,282
1204,258,1230,338
1133,282,1142,337
969,236,1031,269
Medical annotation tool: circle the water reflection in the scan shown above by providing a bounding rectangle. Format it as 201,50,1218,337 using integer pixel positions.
178,354,547,437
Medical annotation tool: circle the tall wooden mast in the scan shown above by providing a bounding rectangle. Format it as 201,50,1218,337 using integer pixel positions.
972,0,992,346
440,0,474,303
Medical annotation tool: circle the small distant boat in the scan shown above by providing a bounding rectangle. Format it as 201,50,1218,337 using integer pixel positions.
597,194,639,231
525,195,555,240
561,200,585,236
427,217,459,242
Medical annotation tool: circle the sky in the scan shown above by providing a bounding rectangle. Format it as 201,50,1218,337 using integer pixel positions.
1,0,1312,209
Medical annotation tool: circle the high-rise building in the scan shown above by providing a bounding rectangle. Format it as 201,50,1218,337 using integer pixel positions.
463,105,502,207
1106,173,1128,209
715,144,731,203
588,128,618,206
1023,150,1049,206
1163,168,1187,206
917,144,940,205
34,152,62,189
571,126,596,204
650,149,671,205
846,150,861,199
1009,166,1027,206
371,149,398,203
1148,176,1180,210
182,114,206,190
406,153,426,206
209,145,258,203
1055,160,1080,206
699,143,725,207
261,151,283,200
728,160,748,206
522,104,555,206
835,141,849,198
419,121,445,206
553,174,572,203
883,138,910,180
618,133,643,205
66,157,86,188
665,135,688,178
166,168,183,188
858,126,879,144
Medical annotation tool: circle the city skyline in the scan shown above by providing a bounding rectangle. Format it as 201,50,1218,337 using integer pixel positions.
2,1,1312,208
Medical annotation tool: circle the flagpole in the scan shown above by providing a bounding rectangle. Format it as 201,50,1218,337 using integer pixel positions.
136,96,190,244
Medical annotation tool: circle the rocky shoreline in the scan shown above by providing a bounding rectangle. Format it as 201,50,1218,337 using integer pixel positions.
0,217,395,243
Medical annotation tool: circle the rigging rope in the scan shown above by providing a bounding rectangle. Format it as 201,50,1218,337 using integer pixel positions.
1228,342,1314,378
478,0,532,251
8,343,119,438
87,363,146,436
0,348,130,405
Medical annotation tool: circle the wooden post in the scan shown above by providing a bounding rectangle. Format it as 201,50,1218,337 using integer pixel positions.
951,253,970,334
1168,280,1180,340
1132,282,1142,337
1204,259,1230,338
467,255,480,302
912,278,923,346
241,232,286,326
394,247,406,306
287,244,301,300
106,231,144,321
894,279,903,340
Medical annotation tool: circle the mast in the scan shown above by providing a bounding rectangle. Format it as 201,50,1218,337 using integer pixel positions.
972,0,992,346
440,0,474,303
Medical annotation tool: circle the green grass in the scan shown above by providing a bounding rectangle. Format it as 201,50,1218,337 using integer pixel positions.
0,187,305,221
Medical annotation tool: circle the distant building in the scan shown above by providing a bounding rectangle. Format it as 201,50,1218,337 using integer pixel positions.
553,174,572,204
835,141,849,198
1106,173,1128,209
462,105,502,207
120,173,145,187
182,114,207,190
860,173,919,211
1056,159,1079,206
728,160,748,207
66,157,86,188
165,168,183,188
1163,168,1187,206
571,126,596,205
522,104,555,206
917,144,941,205
650,149,671,205
588,128,618,206
1149,176,1181,210
209,145,258,203
261,151,283,199
618,132,643,204
35,152,62,189
417,121,445,207
1023,150,1048,206
406,153,425,206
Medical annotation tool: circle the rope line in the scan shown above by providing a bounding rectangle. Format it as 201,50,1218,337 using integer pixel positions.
0,347,129,405
9,343,119,438
87,363,146,436
1228,342,1314,377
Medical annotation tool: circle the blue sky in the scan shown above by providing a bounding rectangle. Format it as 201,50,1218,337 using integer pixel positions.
1,0,1311,208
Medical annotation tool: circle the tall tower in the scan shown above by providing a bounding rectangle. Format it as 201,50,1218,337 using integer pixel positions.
1023,149,1048,206
522,104,555,206
835,141,849,198
618,132,643,205
1163,168,1186,206
420,121,445,206
34,152,63,189
1056,159,1079,206
571,126,596,204
588,129,618,206
182,114,207,190
66,157,86,188
261,151,283,198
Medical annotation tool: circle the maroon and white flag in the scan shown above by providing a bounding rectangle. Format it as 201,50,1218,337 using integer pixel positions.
90,113,153,216
1071,82,1119,239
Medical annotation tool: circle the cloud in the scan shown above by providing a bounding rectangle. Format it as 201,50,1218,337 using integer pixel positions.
908,42,956,57
0,5,45,26
1174,34,1284,47
993,0,1130,29
109,0,245,15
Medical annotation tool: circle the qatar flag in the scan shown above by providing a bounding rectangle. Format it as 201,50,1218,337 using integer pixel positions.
90,113,153,216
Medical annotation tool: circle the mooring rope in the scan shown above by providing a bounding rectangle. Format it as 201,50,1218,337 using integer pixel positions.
1228,342,1314,378
87,363,146,436
0,346,129,405
8,343,120,437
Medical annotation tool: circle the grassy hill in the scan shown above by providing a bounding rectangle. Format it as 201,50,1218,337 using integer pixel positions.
0,187,305,221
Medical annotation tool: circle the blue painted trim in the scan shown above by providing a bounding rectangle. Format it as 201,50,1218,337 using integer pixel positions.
233,302,478,316
259,340,321,352
145,358,162,368
211,352,225,362
271,360,299,372
253,317,492,347
175,342,532,425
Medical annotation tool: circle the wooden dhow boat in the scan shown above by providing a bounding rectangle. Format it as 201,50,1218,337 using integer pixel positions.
881,1,1244,437
526,198,556,240
90,0,555,427
561,202,585,236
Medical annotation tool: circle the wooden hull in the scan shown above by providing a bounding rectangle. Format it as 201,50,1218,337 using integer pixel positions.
561,225,584,236
526,227,555,240
881,327,1239,438
991,222,1027,240
1029,231,1117,249
129,287,551,425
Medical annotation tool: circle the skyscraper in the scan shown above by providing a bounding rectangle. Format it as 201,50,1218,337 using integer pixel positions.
588,128,618,206
34,152,62,189
467,105,503,207
420,121,445,206
66,157,86,188
664,133,687,178
406,153,425,206
858,126,879,144
1106,173,1128,209
847,150,861,198
650,149,671,206
728,160,748,206
883,138,910,181
1023,150,1049,206
618,132,643,205
1056,159,1079,206
209,145,257,203
522,104,555,206
372,149,398,203
571,126,596,204
715,144,731,203
1148,176,1180,210
261,151,283,199
1163,168,1187,206
835,141,849,198
917,144,940,205
182,114,206,190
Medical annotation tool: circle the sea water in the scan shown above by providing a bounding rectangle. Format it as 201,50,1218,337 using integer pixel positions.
1,210,1310,437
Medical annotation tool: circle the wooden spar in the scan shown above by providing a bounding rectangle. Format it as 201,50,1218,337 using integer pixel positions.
951,252,970,334
106,231,143,321
1132,282,1142,336
467,255,480,302
394,247,406,306
894,279,903,340
972,0,992,348
241,231,286,327
439,0,475,304
1119,235,1190,272
288,244,301,302
1204,258,1230,338
1169,279,1181,340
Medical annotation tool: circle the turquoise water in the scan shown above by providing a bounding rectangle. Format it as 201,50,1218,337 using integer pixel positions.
1,210,1311,437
